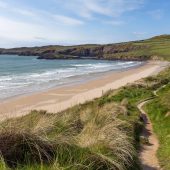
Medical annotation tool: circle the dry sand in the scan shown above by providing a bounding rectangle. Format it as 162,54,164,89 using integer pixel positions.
0,61,169,120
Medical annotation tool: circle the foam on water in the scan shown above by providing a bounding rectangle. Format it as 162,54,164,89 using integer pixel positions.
0,55,143,100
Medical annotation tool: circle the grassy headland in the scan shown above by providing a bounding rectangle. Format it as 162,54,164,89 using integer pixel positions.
0,65,170,169
0,35,170,61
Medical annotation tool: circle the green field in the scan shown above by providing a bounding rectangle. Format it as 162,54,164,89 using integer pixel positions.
103,35,170,61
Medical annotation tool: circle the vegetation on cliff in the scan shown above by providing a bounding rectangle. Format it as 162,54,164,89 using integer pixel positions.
0,35,170,61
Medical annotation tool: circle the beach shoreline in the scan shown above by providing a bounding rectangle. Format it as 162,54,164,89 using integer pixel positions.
0,60,145,103
0,60,169,120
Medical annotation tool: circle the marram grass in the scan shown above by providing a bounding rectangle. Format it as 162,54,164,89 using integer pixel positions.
1,66,170,170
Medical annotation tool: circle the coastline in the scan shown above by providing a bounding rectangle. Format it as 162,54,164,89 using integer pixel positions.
0,60,169,120
0,61,144,103
0,55,144,102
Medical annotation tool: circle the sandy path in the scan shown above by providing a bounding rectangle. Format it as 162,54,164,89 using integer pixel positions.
138,99,160,170
138,84,168,170
138,83,169,170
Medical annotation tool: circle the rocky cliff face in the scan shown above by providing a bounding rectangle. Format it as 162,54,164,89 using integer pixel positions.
1,35,169,61
0,43,148,61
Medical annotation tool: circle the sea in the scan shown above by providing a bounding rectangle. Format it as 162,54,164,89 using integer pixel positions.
0,55,143,100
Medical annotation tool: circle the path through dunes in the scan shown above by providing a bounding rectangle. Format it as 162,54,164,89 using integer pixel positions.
138,99,160,170
137,85,168,170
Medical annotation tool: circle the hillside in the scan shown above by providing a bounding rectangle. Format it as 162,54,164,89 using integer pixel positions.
0,35,170,61
144,80,170,169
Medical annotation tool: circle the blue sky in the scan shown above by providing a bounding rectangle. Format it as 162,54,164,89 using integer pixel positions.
0,0,170,48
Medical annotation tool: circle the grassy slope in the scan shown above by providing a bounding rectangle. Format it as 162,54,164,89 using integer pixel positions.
106,35,170,61
0,95,143,169
144,84,170,170
133,35,170,61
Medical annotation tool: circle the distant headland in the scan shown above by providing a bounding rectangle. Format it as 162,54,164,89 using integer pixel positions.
0,34,170,61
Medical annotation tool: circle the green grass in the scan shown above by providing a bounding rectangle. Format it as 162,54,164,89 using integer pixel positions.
101,35,170,61
98,67,170,170
0,100,139,170
144,84,170,170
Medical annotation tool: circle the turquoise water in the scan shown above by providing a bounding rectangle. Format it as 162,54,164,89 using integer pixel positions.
0,55,143,100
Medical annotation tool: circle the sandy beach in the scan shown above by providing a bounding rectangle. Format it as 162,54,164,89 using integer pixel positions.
0,61,169,120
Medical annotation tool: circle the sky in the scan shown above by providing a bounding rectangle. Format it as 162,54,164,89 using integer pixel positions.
0,0,170,48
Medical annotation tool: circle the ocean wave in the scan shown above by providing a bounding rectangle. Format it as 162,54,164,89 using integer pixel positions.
0,58,143,100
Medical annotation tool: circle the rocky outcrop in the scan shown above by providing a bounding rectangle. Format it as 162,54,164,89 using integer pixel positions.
0,43,148,61
2,34,169,61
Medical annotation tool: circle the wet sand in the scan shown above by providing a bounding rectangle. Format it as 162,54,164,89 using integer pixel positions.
0,61,169,120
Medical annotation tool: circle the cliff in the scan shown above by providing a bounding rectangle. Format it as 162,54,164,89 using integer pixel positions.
0,35,170,61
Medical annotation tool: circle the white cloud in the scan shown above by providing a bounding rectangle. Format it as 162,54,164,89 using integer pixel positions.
0,0,145,25
0,0,37,18
83,0,113,16
0,1,84,26
0,0,146,47
105,20,125,26
0,16,38,40
12,8,37,17
0,16,80,46
53,14,84,25
57,0,145,19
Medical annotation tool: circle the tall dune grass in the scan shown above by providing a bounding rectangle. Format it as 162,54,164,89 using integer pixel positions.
0,100,137,170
